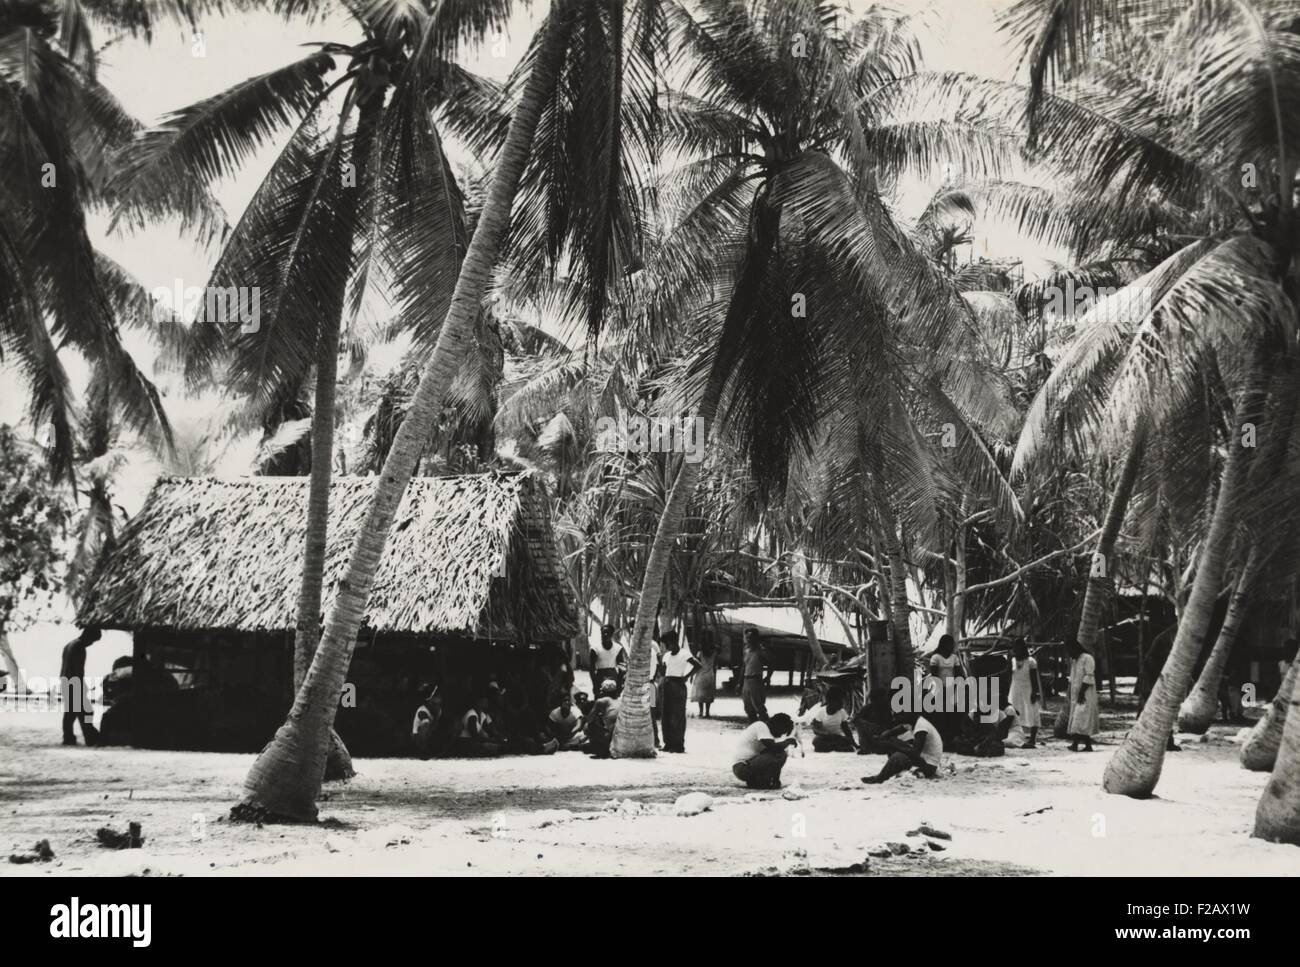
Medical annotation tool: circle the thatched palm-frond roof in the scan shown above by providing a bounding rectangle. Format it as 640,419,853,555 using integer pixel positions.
78,472,582,641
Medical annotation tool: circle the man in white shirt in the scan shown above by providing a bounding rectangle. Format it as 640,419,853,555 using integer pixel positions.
410,688,445,759
799,687,857,752
589,624,627,695
659,629,700,753
861,711,943,782
732,713,798,789
547,696,585,750
453,696,504,757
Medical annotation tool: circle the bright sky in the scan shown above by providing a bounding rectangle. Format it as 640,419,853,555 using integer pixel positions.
84,0,1028,298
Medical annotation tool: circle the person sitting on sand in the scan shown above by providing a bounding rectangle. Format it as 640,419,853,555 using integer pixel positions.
547,696,585,750
958,700,1019,757
411,687,446,759
861,710,943,783
583,679,621,758
732,713,799,789
454,696,504,757
800,687,857,752
853,688,895,754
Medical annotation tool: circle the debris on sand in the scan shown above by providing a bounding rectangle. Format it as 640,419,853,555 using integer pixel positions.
886,841,913,855
9,839,55,864
906,823,951,840
96,822,144,849
323,835,347,853
357,824,414,849
1020,805,1053,817
780,786,808,800
674,792,714,816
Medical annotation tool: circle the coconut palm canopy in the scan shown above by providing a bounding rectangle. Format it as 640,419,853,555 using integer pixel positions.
77,471,581,641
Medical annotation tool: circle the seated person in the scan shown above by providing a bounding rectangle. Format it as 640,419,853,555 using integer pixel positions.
547,696,585,750
800,687,857,752
582,679,621,758
572,690,593,719
955,701,1019,757
453,696,504,757
853,688,896,753
861,710,944,783
498,680,558,755
732,713,798,789
410,688,446,759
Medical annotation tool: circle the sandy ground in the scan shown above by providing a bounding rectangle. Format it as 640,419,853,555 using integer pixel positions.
3,692,1299,877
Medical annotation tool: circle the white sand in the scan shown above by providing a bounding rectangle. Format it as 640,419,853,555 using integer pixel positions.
3,695,1298,877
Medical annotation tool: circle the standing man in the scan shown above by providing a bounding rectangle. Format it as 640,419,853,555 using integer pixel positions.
659,630,700,753
741,628,769,722
60,627,101,746
589,624,626,696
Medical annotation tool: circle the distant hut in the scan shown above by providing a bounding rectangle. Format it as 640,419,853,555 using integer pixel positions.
77,472,583,754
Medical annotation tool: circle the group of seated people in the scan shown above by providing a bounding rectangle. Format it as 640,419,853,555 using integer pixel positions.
730,682,1028,790
410,670,626,760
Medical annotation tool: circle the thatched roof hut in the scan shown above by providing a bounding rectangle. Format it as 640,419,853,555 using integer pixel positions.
79,471,582,641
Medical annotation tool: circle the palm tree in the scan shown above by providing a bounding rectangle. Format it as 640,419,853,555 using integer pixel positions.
1255,660,1300,842
228,0,664,820
114,1,516,779
1101,356,1263,796
609,0,1021,755
0,0,205,479
1177,548,1259,732
1243,658,1299,771
989,2,1300,788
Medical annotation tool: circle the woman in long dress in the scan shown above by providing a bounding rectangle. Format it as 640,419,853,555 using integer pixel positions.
691,643,717,717
1007,638,1042,748
1066,639,1100,751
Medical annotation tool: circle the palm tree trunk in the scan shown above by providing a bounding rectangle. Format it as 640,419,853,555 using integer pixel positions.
1177,549,1259,734
874,489,914,679
949,519,967,639
1242,659,1299,771
610,196,785,757
287,96,384,784
293,312,356,782
236,5,576,820
1055,422,1148,736
1090,423,1146,602
1102,437,1246,798
792,552,828,670
1253,658,1300,843
610,382,723,757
